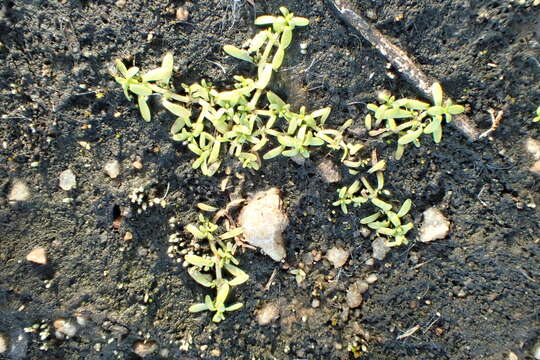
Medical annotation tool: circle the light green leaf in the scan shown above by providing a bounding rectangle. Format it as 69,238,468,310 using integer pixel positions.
137,95,151,122
129,83,153,96
249,31,268,53
220,227,243,240
115,59,129,78
224,263,249,286
280,26,293,49
368,160,386,174
215,282,230,306
162,99,191,118
186,223,205,239
185,254,214,268
383,108,413,119
427,106,445,116
187,267,214,287
398,127,423,145
272,47,285,70
225,303,243,311
223,45,253,63
188,303,209,313
447,104,465,115
360,212,382,224
371,198,393,212
291,16,309,27
254,15,276,25
255,63,273,89
263,146,284,159
197,203,218,212
126,67,139,78
432,82,443,106
397,199,412,217
142,66,172,83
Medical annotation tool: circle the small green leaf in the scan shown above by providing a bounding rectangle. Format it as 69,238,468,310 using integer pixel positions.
371,197,393,212
255,63,273,89
186,223,205,239
280,26,293,49
220,227,243,240
395,144,405,160
383,108,413,119
427,106,445,116
398,127,423,145
189,303,209,313
272,47,285,70
225,264,249,286
263,145,284,159
197,203,219,212
267,91,286,107
432,82,443,106
115,59,129,78
170,117,185,135
447,104,465,115
360,212,382,224
368,160,386,174
248,31,268,53
215,282,230,306
129,83,153,96
187,267,214,287
223,45,253,63
255,15,276,25
137,95,151,122
126,67,139,78
291,16,309,27
142,65,172,83
185,254,214,268
397,199,412,217
226,303,243,311
162,99,191,118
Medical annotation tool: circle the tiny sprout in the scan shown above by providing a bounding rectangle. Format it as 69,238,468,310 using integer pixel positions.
534,106,540,123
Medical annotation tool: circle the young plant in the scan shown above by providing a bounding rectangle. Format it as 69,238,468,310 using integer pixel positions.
534,106,540,123
111,7,367,176
184,213,248,323
333,155,414,247
365,83,465,160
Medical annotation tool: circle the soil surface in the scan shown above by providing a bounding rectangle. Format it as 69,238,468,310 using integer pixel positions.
1,0,540,359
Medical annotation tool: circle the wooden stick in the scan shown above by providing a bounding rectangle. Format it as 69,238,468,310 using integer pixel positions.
327,0,480,141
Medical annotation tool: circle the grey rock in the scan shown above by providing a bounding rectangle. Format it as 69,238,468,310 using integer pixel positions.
371,237,389,260
59,169,76,191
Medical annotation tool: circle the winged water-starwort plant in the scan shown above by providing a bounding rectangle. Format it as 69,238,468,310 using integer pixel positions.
111,7,366,176
365,83,465,160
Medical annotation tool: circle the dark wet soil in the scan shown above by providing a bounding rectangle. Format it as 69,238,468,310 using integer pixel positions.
1,0,539,359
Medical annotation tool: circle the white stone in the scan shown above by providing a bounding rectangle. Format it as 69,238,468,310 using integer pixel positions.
371,237,389,260
346,282,364,309
326,246,349,268
59,169,76,191
104,160,120,179
0,333,8,353
256,302,280,325
526,138,540,160
26,247,47,265
366,274,378,284
317,160,341,183
419,207,450,243
8,181,30,202
238,188,288,261
533,340,540,360
132,341,157,358
53,319,77,338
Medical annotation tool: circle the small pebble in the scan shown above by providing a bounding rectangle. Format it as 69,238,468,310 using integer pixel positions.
317,159,342,184
132,340,157,358
104,160,121,179
132,160,143,169
124,232,133,241
326,246,349,268
365,258,375,266
360,227,371,238
366,274,378,284
115,0,126,8
256,302,280,325
526,138,540,160
371,237,389,261
59,169,76,191
311,299,320,308
0,332,9,354
534,340,540,360
176,7,189,21
53,319,77,338
8,181,30,202
346,283,364,309
210,348,221,357
419,207,450,243
530,160,540,177
507,351,518,360
26,247,47,264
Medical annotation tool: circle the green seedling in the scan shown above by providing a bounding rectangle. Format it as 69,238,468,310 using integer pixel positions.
534,106,540,123
365,83,465,159
185,213,248,323
334,155,414,247
112,7,367,176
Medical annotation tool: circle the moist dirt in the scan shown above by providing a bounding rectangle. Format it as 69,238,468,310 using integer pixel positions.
1,0,539,359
